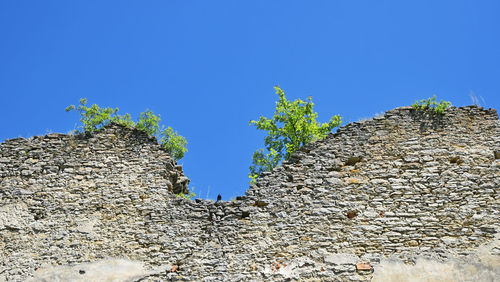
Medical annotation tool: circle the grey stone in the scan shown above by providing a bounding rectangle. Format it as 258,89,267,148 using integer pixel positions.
325,253,360,265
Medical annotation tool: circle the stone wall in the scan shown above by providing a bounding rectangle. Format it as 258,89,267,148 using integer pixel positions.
0,125,193,280
0,106,499,281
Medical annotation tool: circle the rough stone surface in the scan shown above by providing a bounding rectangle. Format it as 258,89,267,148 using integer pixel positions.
0,106,499,281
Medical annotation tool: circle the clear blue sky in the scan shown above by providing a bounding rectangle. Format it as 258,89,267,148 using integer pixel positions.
1,1,499,200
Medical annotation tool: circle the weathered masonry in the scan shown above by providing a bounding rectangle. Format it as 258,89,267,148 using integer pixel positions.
1,106,499,281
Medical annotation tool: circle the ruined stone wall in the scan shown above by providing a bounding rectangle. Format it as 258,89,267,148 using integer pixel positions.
0,106,499,281
0,125,196,280
233,106,500,280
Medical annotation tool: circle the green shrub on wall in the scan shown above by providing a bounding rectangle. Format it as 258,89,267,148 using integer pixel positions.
411,95,451,114
66,98,187,161
248,86,342,182
175,187,196,200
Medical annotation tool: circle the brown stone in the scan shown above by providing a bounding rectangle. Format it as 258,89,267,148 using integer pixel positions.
408,240,419,247
356,262,372,271
345,156,361,166
347,210,358,219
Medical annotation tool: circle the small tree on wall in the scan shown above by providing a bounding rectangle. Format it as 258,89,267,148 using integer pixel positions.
249,86,342,182
66,98,188,161
411,95,451,114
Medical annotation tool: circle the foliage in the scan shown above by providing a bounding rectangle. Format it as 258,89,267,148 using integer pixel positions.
411,95,451,114
249,86,342,181
159,127,188,161
112,113,135,128
135,110,161,136
248,148,280,183
66,98,187,161
65,98,123,133
175,187,196,200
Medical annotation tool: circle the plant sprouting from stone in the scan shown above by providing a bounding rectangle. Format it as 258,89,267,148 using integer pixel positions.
248,148,281,183
65,98,124,133
135,110,161,136
411,95,451,114
249,86,342,182
175,187,196,200
159,127,188,161
66,98,188,161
